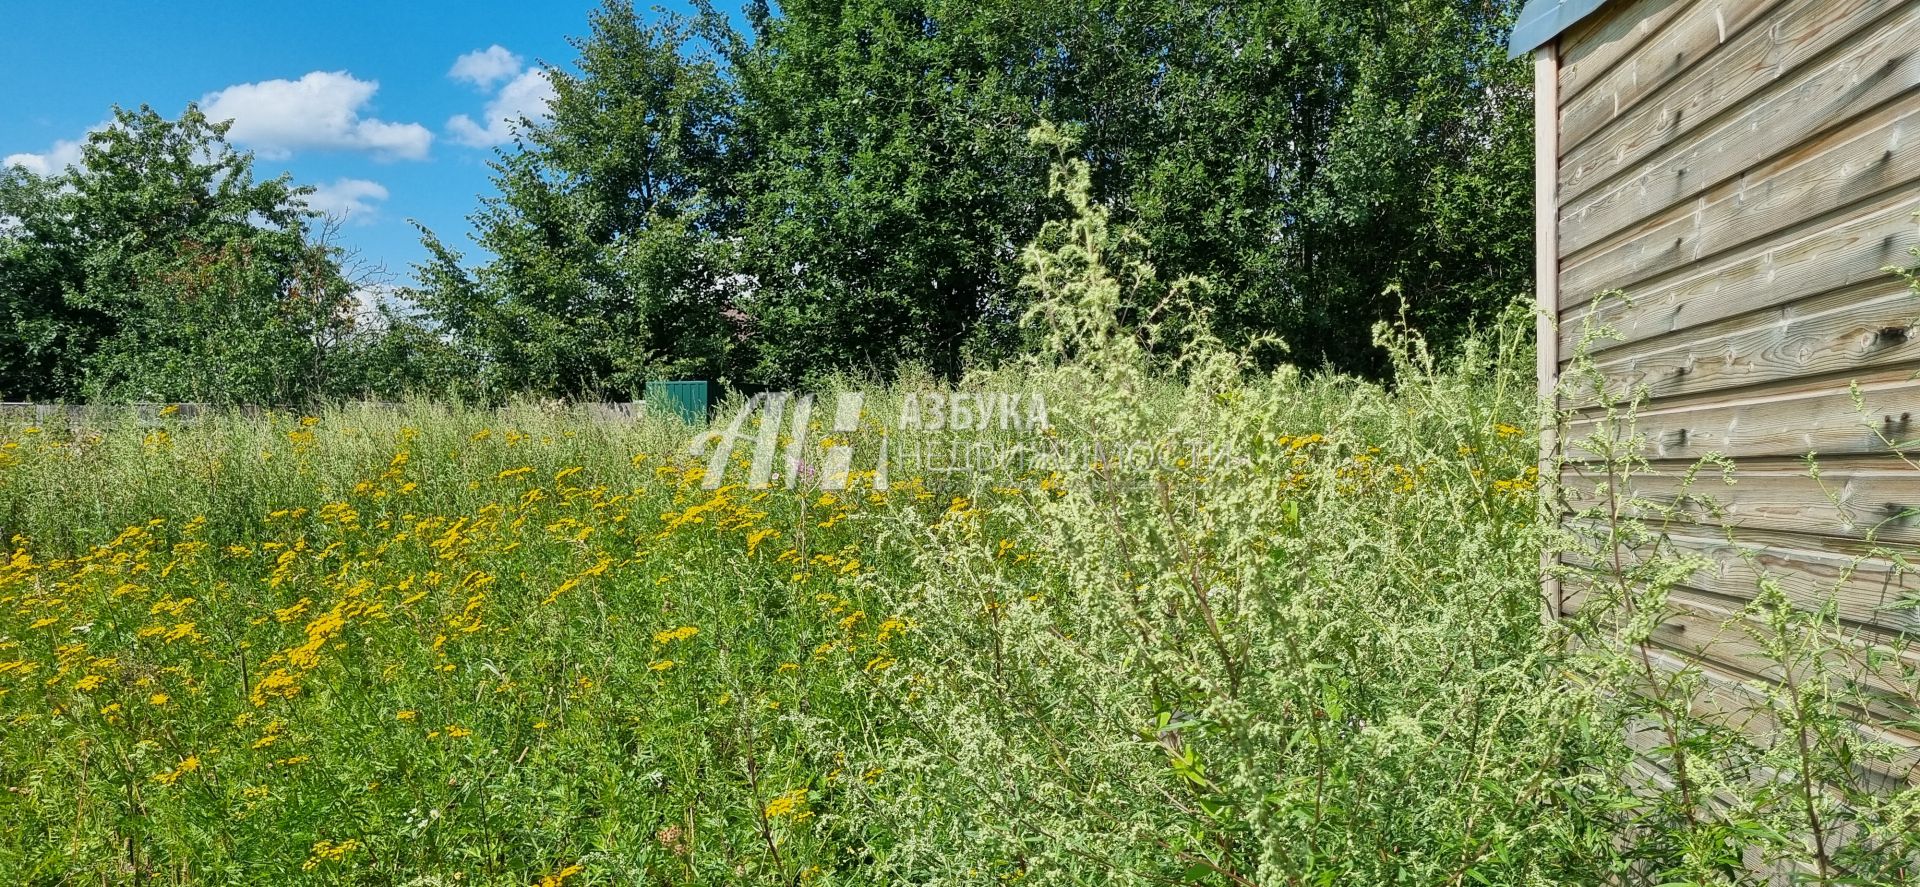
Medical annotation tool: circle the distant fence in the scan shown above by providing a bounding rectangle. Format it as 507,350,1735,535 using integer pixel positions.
0,382,713,426
0,401,657,425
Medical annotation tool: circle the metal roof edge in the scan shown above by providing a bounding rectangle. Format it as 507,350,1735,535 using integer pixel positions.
1507,0,1614,59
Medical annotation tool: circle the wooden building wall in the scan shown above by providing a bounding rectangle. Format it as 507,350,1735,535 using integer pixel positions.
1536,0,1920,790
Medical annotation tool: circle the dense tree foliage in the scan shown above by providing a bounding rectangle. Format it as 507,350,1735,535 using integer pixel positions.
415,0,1531,395
412,6,738,398
0,2,1531,403
0,106,429,404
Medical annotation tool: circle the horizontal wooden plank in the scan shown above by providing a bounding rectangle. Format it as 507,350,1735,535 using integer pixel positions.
1560,457,1920,543
1617,746,1838,879
1557,0,1693,105
1566,582,1920,728
1619,746,1852,878
1621,709,1881,877
1558,188,1920,355
1558,1,1920,253
1655,603,1920,736
1583,638,1920,803
1586,614,1920,765
1562,97,1920,297
1559,0,1791,157
1641,644,1920,789
1558,523,1920,633
1671,655,1920,798
1562,365,1920,462
1607,640,1920,812
1565,277,1919,407
1560,0,1907,210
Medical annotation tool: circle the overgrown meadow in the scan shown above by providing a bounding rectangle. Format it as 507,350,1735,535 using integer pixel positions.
0,325,1575,887
0,146,1588,886
2,152,1916,886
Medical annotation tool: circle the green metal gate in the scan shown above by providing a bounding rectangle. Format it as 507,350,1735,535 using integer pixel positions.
646,381,710,424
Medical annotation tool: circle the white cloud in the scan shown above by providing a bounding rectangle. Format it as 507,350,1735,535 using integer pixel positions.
200,71,432,161
449,45,523,89
350,283,405,327
5,138,84,176
303,178,389,224
447,53,555,148
5,122,107,176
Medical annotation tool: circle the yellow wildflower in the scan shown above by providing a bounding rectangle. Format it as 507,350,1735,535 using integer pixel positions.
765,788,809,819
302,839,362,871
536,863,586,887
651,625,700,644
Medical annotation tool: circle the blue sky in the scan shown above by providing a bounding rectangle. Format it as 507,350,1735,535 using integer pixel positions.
2,0,699,291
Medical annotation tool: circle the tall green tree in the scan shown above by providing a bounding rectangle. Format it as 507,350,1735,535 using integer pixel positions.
410,4,738,399
419,0,1532,389
0,169,92,400
0,105,360,403
718,0,1057,382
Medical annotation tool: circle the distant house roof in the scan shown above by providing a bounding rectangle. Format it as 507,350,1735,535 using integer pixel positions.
1508,0,1615,59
